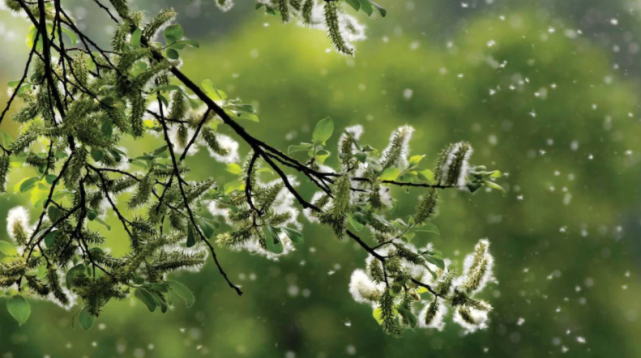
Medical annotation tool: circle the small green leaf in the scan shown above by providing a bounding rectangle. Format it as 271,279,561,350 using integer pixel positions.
489,170,502,179
281,227,303,244
312,117,334,145
66,263,87,289
417,169,435,184
196,218,215,239
7,295,30,326
134,288,157,312
263,226,283,254
163,24,184,44
379,168,400,181
78,306,95,330
359,0,373,15
348,214,364,231
18,176,39,193
416,223,440,236
47,205,63,223
408,155,424,167
397,305,417,328
369,0,387,16
345,0,361,10
130,28,142,47
166,48,180,60
93,217,111,231
373,307,384,324
186,224,196,247
0,241,18,256
424,254,445,270
315,149,331,165
226,163,243,175
61,26,78,45
223,180,244,195
201,79,226,102
167,280,195,307
288,143,313,155
484,180,506,193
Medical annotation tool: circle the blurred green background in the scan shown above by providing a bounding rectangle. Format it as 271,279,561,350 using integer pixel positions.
2,0,641,357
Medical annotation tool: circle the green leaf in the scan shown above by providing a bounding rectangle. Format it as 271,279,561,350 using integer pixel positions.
263,226,283,254
281,227,303,244
44,174,57,184
186,224,196,247
167,280,195,307
348,214,364,231
379,168,400,181
78,306,95,330
424,254,445,270
345,0,361,10
47,205,63,223
372,307,384,325
196,218,215,239
312,117,334,145
315,149,330,165
226,163,243,175
359,0,373,16
130,28,142,47
417,169,435,184
369,0,387,16
94,217,111,231
416,223,440,235
163,24,184,44
0,241,18,256
61,26,78,45
201,79,226,102
134,288,157,312
408,155,424,167
166,48,180,60
44,230,59,248
223,180,244,195
398,305,418,328
168,39,200,49
18,176,39,193
66,263,87,289
225,109,259,122
7,295,30,326
489,170,502,179
90,148,104,161
288,143,313,155
484,180,506,193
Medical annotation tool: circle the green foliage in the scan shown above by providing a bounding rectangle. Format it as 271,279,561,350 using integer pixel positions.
0,0,501,336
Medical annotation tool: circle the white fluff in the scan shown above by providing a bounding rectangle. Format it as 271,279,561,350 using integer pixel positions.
6,206,30,241
349,269,382,304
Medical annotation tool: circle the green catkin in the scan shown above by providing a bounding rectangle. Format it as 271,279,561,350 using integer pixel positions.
177,124,188,148
424,298,439,325
65,147,87,190
168,91,187,121
108,0,130,19
201,127,229,156
322,174,350,236
444,142,471,186
0,155,9,192
277,0,290,22
129,174,153,208
46,267,69,306
142,8,176,40
129,93,145,137
302,0,314,24
324,1,354,55
380,288,402,336
414,188,438,224
289,0,302,11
